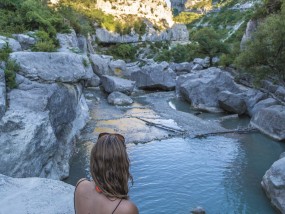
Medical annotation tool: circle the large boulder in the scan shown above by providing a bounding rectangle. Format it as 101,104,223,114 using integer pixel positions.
0,174,74,214
275,86,285,102
251,98,279,117
56,29,80,53
178,68,243,112
218,91,247,115
101,75,135,95
109,59,127,77
12,33,36,50
131,62,176,91
250,105,285,141
0,35,22,52
0,69,6,119
261,155,285,213
0,75,89,179
10,52,96,83
89,54,113,76
107,91,133,106
243,89,267,117
170,62,194,75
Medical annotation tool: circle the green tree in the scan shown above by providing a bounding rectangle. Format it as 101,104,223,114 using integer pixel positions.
192,28,228,65
235,9,285,80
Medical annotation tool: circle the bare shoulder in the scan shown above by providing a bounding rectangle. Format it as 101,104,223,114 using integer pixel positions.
75,178,92,193
118,200,139,214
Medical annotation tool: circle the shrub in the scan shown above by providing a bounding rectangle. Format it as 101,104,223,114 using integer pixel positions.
4,60,19,89
106,44,137,61
0,44,12,62
32,31,57,52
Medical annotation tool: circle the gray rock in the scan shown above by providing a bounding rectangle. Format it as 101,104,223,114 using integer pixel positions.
262,80,278,93
78,35,88,54
193,57,209,68
251,105,285,141
179,68,242,112
101,75,135,95
170,62,193,74
89,54,113,76
192,63,204,71
10,52,94,83
12,34,36,50
243,89,266,117
124,62,141,78
107,91,133,105
0,69,6,119
131,62,176,91
218,91,247,115
85,74,101,87
0,174,74,214
261,156,285,213
240,19,259,50
275,86,285,101
56,29,80,53
280,152,285,159
251,98,279,117
191,206,206,214
109,59,126,77
0,76,89,179
0,35,22,52
0,40,7,50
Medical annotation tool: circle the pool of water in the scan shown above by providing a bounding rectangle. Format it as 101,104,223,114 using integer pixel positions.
65,96,285,214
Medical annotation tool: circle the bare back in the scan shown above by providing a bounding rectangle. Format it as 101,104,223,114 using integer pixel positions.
74,179,139,214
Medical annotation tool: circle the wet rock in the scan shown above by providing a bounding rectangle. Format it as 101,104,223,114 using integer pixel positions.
12,33,36,50
101,75,135,95
191,206,206,214
131,62,176,91
0,35,22,52
107,91,133,105
89,54,113,76
10,52,94,83
0,76,89,179
250,105,285,141
251,98,279,117
218,91,246,115
179,68,242,112
56,29,80,53
0,69,6,119
261,155,285,213
0,174,74,214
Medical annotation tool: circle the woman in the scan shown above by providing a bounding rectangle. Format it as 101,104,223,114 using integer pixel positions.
74,133,139,214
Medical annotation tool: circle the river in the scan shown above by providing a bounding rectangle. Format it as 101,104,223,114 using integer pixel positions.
64,88,285,214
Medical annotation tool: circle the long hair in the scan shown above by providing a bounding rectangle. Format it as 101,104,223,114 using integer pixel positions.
90,133,133,199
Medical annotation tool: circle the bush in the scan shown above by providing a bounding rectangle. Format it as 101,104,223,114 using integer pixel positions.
106,44,137,61
0,44,12,62
32,31,57,52
4,60,19,89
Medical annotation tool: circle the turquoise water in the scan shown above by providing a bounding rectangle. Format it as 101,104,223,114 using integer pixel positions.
66,97,285,214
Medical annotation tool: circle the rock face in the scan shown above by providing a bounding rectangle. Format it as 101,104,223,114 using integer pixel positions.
95,24,189,43
95,0,174,27
0,174,74,214
107,91,133,105
178,68,242,112
10,52,97,83
0,35,22,52
101,75,135,95
261,155,285,213
12,33,36,50
57,29,80,53
0,74,89,180
131,62,176,90
89,54,113,76
0,69,6,119
251,105,285,141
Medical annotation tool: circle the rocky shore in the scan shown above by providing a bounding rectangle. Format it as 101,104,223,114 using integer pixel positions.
0,29,284,213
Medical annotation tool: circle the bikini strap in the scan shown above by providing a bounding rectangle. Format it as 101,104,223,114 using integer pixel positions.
74,178,88,214
112,198,123,214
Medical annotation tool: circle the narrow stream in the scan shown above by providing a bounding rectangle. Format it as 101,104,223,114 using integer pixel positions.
65,91,285,214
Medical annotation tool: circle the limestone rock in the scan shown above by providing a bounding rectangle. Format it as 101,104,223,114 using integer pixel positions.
101,75,135,95
107,91,133,105
124,62,141,78
12,34,36,50
240,19,259,50
0,76,89,179
218,91,246,115
0,36,22,52
170,62,193,75
251,98,279,117
178,68,242,112
10,52,94,83
89,54,113,76
0,69,6,119
56,29,80,53
109,59,127,77
0,174,74,214
131,62,176,91
261,156,285,213
275,86,285,102
243,89,266,117
251,105,285,141
193,57,209,68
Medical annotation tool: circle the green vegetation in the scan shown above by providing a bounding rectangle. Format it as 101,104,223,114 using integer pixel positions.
174,12,202,24
235,0,285,80
0,44,12,62
4,60,19,89
105,44,137,61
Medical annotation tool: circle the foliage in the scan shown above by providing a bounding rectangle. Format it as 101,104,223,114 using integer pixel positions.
4,60,19,89
235,5,285,80
174,12,202,24
0,44,12,62
32,30,57,52
105,44,137,61
192,28,228,65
